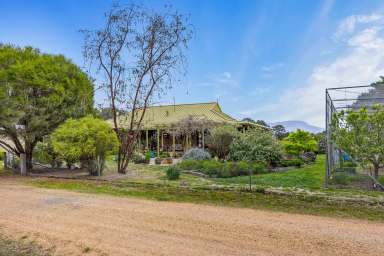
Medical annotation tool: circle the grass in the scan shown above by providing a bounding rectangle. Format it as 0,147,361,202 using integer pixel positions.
0,234,50,256
215,155,325,189
30,177,384,222
19,153,384,222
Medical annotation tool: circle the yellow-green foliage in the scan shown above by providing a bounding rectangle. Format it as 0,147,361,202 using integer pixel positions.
332,104,384,179
282,129,317,155
52,116,119,164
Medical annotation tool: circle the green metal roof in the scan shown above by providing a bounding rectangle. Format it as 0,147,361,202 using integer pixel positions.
113,102,240,130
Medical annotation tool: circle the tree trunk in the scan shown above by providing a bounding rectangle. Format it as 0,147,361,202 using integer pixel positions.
20,153,27,176
117,147,127,174
24,141,37,172
25,149,33,171
373,163,380,180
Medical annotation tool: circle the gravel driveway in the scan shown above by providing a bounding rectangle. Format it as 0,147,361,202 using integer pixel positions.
0,178,383,256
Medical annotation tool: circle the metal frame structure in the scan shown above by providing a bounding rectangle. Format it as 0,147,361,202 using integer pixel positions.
325,84,384,187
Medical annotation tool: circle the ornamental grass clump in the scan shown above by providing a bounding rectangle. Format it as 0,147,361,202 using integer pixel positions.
166,166,181,180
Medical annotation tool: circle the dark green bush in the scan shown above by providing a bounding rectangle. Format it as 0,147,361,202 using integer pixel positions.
280,158,304,167
201,160,223,177
236,161,251,176
379,176,384,185
222,162,237,177
0,151,4,161
166,166,180,180
221,161,250,177
342,161,357,168
217,161,264,178
178,159,203,170
144,151,151,161
250,162,267,174
178,159,267,178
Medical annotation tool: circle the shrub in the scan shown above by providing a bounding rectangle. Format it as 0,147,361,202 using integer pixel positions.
280,158,304,167
221,161,250,177
206,125,239,159
236,161,251,176
250,162,267,174
166,166,181,180
379,176,384,185
182,148,211,161
300,152,317,163
229,129,283,166
160,151,169,158
178,159,203,170
222,162,237,177
282,130,317,156
0,150,4,161
201,160,223,177
132,153,147,164
144,151,151,161
52,116,119,176
178,158,268,178
342,161,357,168
33,138,62,168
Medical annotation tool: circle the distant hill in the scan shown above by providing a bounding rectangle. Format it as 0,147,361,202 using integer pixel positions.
270,120,324,133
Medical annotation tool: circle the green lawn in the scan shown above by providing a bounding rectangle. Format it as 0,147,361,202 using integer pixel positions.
24,154,384,222
30,177,384,222
215,155,325,189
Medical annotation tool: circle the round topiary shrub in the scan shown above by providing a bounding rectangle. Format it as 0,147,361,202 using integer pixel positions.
166,166,181,180
182,148,211,161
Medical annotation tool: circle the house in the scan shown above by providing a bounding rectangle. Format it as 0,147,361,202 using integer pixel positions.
111,102,254,156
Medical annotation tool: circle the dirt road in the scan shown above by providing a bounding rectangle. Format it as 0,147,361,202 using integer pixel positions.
0,179,383,256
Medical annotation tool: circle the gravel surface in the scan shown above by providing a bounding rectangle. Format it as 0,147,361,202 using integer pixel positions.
0,179,383,256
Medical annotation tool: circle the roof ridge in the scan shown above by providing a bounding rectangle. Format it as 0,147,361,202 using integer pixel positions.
147,102,218,108
210,108,237,121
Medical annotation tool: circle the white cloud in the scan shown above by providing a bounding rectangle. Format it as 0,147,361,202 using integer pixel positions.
335,14,383,39
269,13,384,127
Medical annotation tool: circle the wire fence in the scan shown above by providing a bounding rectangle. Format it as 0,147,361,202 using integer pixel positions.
325,84,384,190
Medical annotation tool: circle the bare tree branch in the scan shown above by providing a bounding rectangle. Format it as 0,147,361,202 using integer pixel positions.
82,2,192,173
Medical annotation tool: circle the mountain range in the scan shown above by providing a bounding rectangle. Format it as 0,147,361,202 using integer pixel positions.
270,120,324,133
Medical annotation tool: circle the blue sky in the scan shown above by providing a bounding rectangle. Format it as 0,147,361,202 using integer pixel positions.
1,0,384,127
